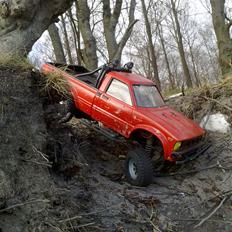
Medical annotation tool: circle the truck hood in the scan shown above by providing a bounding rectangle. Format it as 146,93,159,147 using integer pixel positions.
138,107,204,141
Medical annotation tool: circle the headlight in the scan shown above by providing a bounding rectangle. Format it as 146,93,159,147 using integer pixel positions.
173,142,182,151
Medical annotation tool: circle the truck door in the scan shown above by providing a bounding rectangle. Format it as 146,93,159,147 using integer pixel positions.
92,78,134,137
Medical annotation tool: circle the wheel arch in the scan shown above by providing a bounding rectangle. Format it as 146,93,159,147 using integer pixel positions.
128,126,169,157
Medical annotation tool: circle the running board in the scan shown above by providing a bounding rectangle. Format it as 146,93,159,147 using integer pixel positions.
81,119,125,142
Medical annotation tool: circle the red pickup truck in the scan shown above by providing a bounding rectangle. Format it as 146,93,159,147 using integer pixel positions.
42,61,210,186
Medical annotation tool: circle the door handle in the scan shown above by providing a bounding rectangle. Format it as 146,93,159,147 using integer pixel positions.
102,95,109,100
96,92,102,97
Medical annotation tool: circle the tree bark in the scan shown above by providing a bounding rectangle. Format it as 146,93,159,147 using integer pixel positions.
170,0,193,88
75,0,98,70
210,0,232,78
141,0,161,90
0,0,73,56
48,23,66,63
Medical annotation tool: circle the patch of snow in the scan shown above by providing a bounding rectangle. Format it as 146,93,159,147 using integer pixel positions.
200,113,231,133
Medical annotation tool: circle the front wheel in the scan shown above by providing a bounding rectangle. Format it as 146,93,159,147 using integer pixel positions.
125,148,153,186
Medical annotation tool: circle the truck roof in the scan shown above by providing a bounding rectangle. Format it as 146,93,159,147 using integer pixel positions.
109,71,155,86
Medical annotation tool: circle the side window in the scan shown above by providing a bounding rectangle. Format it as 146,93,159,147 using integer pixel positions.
106,79,132,106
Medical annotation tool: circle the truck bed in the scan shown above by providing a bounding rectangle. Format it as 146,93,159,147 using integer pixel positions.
48,63,97,87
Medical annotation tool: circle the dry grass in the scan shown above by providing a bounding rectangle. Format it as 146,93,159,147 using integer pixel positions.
42,72,71,100
186,77,232,99
167,77,232,122
0,54,33,70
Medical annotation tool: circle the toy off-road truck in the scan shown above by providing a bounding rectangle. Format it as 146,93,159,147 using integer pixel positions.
42,61,210,186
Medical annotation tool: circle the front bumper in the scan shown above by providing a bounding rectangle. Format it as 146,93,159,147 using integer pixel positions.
171,139,211,164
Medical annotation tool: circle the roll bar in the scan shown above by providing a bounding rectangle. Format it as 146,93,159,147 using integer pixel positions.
75,61,134,88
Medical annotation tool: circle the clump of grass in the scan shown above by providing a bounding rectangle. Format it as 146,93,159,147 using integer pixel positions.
186,84,212,98
42,72,71,100
173,77,232,120
0,54,33,70
187,77,232,99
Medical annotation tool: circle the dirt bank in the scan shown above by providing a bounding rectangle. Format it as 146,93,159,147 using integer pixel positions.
0,67,53,231
0,68,232,231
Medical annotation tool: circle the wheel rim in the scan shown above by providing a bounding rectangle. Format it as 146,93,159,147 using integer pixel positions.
128,159,138,180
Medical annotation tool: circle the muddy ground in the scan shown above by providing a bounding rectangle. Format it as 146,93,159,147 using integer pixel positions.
0,67,232,232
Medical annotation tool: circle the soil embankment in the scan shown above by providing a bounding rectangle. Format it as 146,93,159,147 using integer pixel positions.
0,67,53,231
0,67,232,231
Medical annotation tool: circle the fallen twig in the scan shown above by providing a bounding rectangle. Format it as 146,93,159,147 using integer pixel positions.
59,215,82,223
32,146,49,162
201,96,232,112
59,205,120,223
146,206,162,232
175,218,232,225
191,189,232,209
194,196,229,228
22,159,52,167
73,222,95,229
0,199,50,213
160,163,232,177
149,219,162,232
45,222,63,232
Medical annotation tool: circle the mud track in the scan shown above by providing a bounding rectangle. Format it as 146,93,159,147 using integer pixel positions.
45,101,232,232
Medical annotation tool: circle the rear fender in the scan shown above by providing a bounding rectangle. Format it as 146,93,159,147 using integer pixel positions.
129,125,172,160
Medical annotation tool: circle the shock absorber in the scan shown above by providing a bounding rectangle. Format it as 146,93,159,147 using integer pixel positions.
145,137,153,155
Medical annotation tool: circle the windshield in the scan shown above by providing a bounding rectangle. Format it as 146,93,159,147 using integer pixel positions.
133,85,165,107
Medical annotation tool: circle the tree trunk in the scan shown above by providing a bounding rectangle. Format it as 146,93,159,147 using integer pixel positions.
145,46,153,79
67,9,82,65
103,0,138,62
141,0,161,90
61,15,73,64
75,0,98,70
200,31,219,82
0,0,73,56
103,0,121,61
210,0,232,78
48,23,66,63
188,44,201,87
170,0,193,88
157,24,175,89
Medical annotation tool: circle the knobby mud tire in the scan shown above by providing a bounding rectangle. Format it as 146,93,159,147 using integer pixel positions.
125,148,153,186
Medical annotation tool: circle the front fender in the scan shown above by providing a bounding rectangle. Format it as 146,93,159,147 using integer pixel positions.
129,125,173,160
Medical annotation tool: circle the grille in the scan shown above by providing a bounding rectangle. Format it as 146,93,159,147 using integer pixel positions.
180,136,203,150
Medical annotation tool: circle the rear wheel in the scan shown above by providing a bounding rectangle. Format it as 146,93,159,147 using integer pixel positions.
125,148,153,186
66,99,87,118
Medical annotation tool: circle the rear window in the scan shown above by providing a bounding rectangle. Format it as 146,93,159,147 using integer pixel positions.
133,85,165,107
